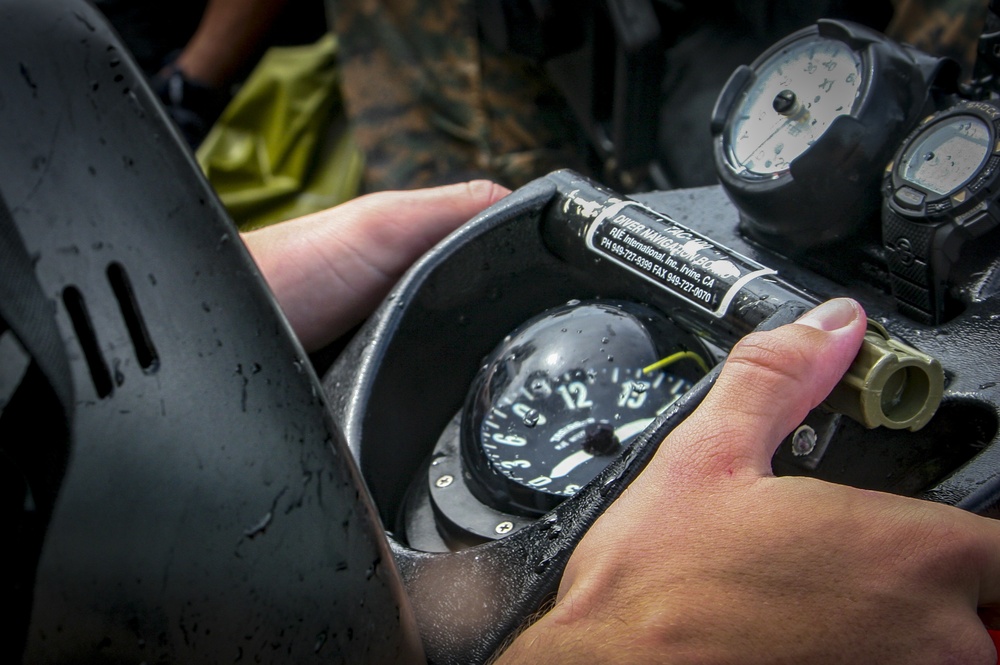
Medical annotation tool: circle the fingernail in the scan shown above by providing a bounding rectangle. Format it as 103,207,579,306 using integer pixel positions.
796,298,860,331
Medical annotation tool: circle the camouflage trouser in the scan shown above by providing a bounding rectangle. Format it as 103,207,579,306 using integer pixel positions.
327,0,991,193
886,0,990,79
326,0,592,192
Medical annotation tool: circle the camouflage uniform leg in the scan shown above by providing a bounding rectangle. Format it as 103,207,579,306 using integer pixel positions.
886,0,989,78
327,0,591,192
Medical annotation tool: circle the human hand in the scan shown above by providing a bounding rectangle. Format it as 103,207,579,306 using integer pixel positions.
499,298,1000,664
243,180,509,351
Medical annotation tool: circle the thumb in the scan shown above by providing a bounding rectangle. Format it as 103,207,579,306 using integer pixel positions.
658,298,868,480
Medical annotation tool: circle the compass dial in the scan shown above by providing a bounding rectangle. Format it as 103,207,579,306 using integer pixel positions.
479,364,692,499
461,300,709,516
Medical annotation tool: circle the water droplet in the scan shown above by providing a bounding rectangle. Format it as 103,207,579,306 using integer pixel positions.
522,409,540,427
631,381,648,394
980,382,997,390
607,355,614,362
365,558,381,580
602,337,610,344
243,511,273,539
566,299,581,306
600,474,620,496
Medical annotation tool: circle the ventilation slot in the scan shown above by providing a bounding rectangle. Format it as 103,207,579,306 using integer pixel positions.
62,286,113,398
107,262,159,372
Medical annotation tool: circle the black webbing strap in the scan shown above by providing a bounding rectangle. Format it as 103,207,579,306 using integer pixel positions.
0,191,73,661
0,194,72,416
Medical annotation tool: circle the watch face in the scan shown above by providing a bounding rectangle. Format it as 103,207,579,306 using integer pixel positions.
898,114,992,197
725,33,863,177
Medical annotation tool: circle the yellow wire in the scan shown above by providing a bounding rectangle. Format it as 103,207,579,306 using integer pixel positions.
642,350,709,376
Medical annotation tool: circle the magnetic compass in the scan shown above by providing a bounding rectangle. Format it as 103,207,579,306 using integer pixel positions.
420,300,710,547
711,19,956,255
883,99,1000,323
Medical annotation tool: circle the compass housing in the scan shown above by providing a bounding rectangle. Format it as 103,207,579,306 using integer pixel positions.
459,300,707,517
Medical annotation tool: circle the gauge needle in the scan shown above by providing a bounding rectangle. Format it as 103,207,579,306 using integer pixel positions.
614,417,655,443
739,116,792,169
551,449,594,479
549,418,656,479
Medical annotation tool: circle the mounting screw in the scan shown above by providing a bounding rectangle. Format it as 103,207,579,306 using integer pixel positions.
791,425,818,457
495,521,514,535
435,475,454,488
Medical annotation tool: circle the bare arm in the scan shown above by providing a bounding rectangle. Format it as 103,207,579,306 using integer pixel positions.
171,0,291,87
243,180,509,351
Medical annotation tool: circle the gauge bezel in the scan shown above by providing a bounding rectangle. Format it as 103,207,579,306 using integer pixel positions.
886,100,1000,222
719,25,868,182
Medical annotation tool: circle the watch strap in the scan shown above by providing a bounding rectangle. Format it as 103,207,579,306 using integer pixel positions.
882,205,949,324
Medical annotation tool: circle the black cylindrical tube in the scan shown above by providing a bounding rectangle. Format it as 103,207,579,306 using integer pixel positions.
537,170,944,432
539,170,819,347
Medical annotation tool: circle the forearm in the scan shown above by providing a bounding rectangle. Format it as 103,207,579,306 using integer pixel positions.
174,0,292,86
243,181,509,351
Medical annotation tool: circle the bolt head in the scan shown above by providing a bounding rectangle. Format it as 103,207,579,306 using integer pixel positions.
495,521,514,534
791,425,818,457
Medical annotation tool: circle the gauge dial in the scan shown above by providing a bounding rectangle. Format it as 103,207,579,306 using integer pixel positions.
725,33,863,178
461,300,709,516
